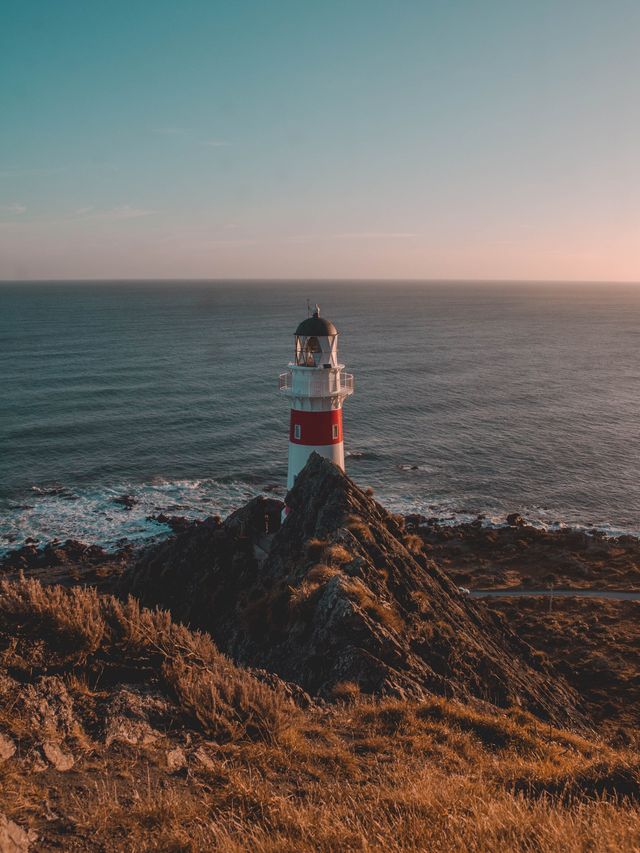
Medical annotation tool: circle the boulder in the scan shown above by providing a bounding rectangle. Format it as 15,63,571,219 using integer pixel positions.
166,747,187,773
0,733,16,764
0,814,35,852
41,741,74,772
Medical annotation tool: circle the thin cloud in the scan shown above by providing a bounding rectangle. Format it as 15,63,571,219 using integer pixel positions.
153,127,189,136
332,231,417,240
0,205,156,229
200,139,230,148
289,231,417,243
75,205,157,221
0,203,26,215
0,163,117,178
0,167,65,178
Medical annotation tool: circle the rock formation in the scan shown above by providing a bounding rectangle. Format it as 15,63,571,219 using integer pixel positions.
125,454,584,725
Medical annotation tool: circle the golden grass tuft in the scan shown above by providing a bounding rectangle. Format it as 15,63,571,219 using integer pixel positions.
0,577,293,744
330,681,361,704
305,563,341,584
304,537,328,560
324,543,353,565
342,578,405,632
403,533,425,555
344,515,375,543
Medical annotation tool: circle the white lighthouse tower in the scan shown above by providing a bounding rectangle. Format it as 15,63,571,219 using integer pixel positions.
279,305,354,490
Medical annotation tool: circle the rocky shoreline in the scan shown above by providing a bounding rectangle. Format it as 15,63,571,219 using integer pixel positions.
407,514,640,591
3,506,639,593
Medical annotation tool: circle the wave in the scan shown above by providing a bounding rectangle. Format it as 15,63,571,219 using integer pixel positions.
345,450,381,461
2,475,638,558
0,477,287,555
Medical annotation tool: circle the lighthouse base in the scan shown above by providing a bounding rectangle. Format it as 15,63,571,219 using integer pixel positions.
287,441,345,490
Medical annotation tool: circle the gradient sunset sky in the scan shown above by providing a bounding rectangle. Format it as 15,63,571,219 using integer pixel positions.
1,1,639,281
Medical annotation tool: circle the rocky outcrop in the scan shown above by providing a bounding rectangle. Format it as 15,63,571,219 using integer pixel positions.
125,455,584,726
0,539,132,592
408,516,640,590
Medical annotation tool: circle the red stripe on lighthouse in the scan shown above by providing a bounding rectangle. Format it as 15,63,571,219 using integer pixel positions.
290,409,343,445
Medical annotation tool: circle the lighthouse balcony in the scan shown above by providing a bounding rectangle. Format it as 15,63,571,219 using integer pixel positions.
279,370,354,398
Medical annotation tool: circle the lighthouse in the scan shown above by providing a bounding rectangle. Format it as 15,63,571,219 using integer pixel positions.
279,306,354,491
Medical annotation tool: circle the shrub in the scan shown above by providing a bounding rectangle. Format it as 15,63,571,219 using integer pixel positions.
0,576,106,655
162,656,291,744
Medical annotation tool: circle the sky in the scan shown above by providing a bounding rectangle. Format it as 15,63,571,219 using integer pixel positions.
1,0,639,281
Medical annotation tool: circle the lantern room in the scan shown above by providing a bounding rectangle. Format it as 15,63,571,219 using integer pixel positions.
294,306,339,369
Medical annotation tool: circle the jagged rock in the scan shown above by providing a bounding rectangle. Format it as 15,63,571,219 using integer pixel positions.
126,496,283,626
113,494,137,510
506,513,526,527
125,455,584,726
103,688,173,747
147,513,200,534
0,733,16,763
16,677,76,740
30,754,48,773
192,745,217,771
0,813,35,852
166,747,186,772
0,540,132,592
41,741,74,772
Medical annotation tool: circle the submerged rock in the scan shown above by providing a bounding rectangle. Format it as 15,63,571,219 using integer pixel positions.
113,494,137,510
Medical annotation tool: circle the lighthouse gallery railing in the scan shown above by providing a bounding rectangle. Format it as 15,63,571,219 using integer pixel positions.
279,371,354,396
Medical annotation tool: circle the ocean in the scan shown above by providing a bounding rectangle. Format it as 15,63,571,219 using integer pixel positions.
1,281,639,552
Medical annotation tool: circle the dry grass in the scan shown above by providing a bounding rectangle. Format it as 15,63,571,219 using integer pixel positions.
3,694,639,851
324,543,353,565
2,578,640,850
0,576,293,744
486,597,640,737
304,537,329,560
305,562,341,584
345,514,375,543
342,577,405,632
403,533,425,555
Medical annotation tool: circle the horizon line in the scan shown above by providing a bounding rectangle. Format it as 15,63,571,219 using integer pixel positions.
2,277,640,286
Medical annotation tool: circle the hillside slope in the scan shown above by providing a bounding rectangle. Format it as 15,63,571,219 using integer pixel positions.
0,575,639,851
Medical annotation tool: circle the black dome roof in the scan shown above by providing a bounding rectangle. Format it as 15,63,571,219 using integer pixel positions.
295,313,337,336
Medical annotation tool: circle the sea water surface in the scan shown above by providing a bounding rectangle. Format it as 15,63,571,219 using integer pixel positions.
1,281,639,552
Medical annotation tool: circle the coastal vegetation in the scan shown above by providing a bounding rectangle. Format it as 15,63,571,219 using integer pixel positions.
1,576,640,851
